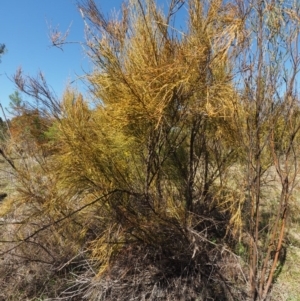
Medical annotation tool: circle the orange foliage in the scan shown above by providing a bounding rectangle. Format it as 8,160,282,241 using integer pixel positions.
10,109,49,146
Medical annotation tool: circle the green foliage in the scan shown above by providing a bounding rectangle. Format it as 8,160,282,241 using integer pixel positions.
0,43,5,62
8,91,24,115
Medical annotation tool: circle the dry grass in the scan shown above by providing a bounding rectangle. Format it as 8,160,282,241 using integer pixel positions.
270,191,300,301
0,159,14,195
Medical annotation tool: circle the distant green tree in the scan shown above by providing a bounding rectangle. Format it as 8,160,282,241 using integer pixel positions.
0,43,5,62
8,90,24,115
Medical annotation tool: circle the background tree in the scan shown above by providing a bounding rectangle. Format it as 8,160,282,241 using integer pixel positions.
8,90,24,115
231,0,300,299
0,43,5,61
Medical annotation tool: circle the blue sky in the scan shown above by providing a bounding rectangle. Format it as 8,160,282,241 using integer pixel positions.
0,0,124,118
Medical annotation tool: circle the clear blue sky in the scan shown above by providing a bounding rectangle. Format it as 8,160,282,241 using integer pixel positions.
0,0,124,118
